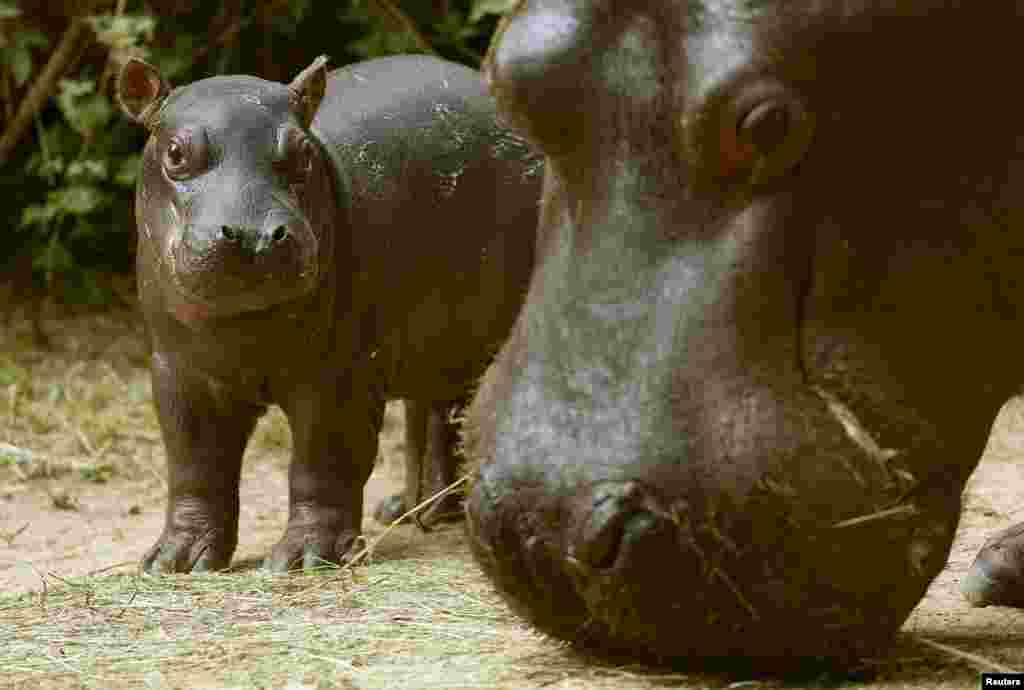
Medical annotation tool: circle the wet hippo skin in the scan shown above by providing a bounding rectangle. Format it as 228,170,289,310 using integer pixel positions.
463,0,1024,667
117,54,542,573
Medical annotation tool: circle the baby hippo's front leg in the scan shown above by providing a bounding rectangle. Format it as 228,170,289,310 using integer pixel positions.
144,352,264,574
263,379,384,572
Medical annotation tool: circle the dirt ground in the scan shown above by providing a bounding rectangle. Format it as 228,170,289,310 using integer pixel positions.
3,305,1024,688
0,307,411,592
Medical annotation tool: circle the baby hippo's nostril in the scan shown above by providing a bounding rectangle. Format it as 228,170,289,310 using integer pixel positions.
213,224,291,256
570,482,663,571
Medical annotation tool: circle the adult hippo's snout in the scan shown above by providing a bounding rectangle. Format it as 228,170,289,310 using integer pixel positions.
566,481,669,572
467,354,960,662
465,0,1024,666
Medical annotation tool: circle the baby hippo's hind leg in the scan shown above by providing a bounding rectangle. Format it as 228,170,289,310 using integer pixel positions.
963,522,1024,608
373,398,467,529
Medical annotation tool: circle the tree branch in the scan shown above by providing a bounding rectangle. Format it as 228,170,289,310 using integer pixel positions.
0,17,90,169
366,0,437,56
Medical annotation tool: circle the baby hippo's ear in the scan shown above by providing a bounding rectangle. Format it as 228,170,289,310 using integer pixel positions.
117,58,171,129
289,55,329,130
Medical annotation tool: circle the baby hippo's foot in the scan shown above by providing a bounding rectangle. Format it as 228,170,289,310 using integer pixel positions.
373,492,464,530
962,522,1024,607
262,505,360,572
142,497,237,574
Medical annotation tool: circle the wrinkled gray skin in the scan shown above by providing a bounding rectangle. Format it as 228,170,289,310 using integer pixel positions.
117,54,541,573
464,0,1024,668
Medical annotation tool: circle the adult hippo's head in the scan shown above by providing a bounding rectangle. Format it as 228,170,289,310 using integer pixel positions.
464,0,1024,666
117,58,330,326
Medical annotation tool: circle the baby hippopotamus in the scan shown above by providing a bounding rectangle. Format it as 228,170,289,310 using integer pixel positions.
117,54,541,573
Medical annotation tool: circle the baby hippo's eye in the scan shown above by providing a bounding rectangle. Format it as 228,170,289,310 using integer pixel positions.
162,129,209,181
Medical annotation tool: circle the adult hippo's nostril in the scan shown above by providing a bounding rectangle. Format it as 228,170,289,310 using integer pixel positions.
569,481,667,571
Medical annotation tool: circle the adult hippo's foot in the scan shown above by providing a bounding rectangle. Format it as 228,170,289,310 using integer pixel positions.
963,524,1024,608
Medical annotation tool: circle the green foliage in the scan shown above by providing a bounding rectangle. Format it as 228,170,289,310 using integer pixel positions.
0,366,21,386
16,73,137,304
342,3,424,59
1,0,512,307
470,0,521,23
79,461,115,483
3,33,47,88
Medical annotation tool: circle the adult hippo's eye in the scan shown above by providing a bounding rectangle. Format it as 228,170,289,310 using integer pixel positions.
741,101,792,156
732,83,815,186
162,130,209,181
688,80,815,189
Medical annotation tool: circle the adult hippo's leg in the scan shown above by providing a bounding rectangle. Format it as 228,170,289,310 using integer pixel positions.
464,0,1024,667
263,376,384,571
374,398,466,528
143,351,264,573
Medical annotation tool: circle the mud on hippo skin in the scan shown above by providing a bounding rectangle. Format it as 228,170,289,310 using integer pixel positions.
464,0,1024,667
118,54,541,573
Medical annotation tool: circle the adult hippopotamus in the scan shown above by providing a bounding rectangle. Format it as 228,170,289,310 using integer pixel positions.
116,54,541,573
463,0,1024,666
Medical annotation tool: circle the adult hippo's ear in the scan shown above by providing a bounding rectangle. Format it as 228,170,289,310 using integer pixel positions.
288,55,329,130
116,58,171,130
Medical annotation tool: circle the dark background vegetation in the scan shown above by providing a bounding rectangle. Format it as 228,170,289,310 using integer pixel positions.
0,0,512,316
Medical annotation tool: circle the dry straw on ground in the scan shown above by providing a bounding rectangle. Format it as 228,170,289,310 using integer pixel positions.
3,308,1024,689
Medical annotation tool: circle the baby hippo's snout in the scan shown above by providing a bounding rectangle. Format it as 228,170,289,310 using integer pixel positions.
172,213,318,315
